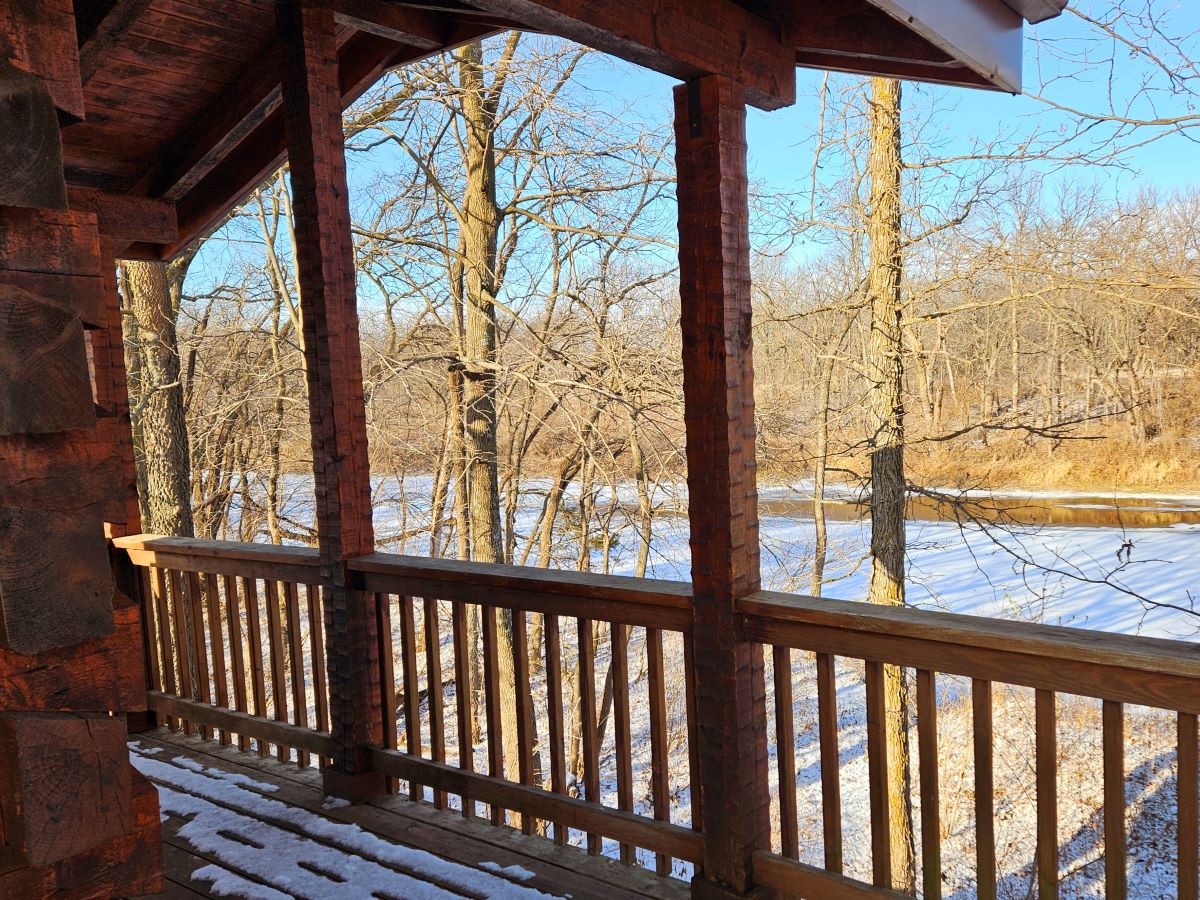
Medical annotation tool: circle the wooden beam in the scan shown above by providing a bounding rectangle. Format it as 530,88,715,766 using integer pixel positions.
465,0,796,110
67,187,177,246
77,0,153,85
278,0,383,800
674,75,771,892
320,0,450,49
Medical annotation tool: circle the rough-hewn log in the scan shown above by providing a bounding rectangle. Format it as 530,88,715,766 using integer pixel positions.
0,57,68,209
0,286,94,436
278,0,383,799
0,506,115,654
0,0,83,119
0,592,145,712
0,713,130,865
0,206,101,278
674,74,770,895
0,766,162,898
466,0,795,110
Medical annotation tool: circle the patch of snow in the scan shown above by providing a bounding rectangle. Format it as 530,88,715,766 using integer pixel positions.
322,796,351,810
479,862,537,881
191,866,292,900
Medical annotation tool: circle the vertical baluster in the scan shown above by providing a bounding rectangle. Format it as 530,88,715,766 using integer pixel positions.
482,604,505,826
377,592,397,792
1036,689,1058,900
169,570,194,736
152,567,178,730
974,678,996,900
263,580,289,761
916,669,941,900
242,577,268,756
424,598,446,808
1179,712,1198,900
399,595,422,802
612,622,634,863
307,585,329,740
578,616,600,854
646,626,670,874
186,571,211,740
683,632,701,831
865,660,891,888
1104,700,1126,900
223,574,249,752
513,609,536,836
546,614,566,845
817,652,842,873
284,581,308,767
205,573,229,745
773,645,798,859
452,600,474,818
139,567,162,694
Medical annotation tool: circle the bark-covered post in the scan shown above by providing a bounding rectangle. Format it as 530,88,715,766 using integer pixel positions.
674,74,771,897
278,0,384,800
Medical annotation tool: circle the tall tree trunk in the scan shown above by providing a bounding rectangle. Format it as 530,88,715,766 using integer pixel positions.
864,76,915,892
123,259,194,538
812,350,836,597
455,40,541,800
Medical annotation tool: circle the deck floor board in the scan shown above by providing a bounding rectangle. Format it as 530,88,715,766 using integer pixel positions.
125,728,687,900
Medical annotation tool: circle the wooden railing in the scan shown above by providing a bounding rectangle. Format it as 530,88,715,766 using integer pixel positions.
744,590,1200,900
115,535,702,879
116,534,1200,897
117,536,333,766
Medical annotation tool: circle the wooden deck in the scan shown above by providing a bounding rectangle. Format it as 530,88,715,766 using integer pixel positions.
126,729,688,900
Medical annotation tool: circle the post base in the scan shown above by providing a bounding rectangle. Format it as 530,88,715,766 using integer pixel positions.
322,766,387,803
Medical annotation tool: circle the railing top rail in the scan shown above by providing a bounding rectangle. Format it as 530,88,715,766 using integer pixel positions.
742,589,1200,682
350,551,693,608
113,534,322,566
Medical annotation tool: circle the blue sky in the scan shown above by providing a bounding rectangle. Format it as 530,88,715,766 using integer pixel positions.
566,4,1200,201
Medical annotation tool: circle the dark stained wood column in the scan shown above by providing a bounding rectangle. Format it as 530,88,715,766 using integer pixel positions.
278,0,384,800
674,75,771,897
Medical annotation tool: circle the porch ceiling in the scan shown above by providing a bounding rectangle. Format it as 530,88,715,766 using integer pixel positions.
61,0,1062,259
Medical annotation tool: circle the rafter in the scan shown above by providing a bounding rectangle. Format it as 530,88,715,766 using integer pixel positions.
77,0,153,84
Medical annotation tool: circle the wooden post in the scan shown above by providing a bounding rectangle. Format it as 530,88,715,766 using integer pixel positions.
278,0,384,800
674,75,771,897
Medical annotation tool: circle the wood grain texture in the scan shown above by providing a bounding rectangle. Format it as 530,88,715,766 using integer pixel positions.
467,0,794,109
0,713,131,866
674,73,770,894
0,506,114,654
278,0,381,794
0,0,83,118
0,591,143,711
0,286,95,435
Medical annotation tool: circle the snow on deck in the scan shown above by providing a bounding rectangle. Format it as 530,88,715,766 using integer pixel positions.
126,732,682,900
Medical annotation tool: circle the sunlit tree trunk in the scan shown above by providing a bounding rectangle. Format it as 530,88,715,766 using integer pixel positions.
123,258,195,538
864,76,916,892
